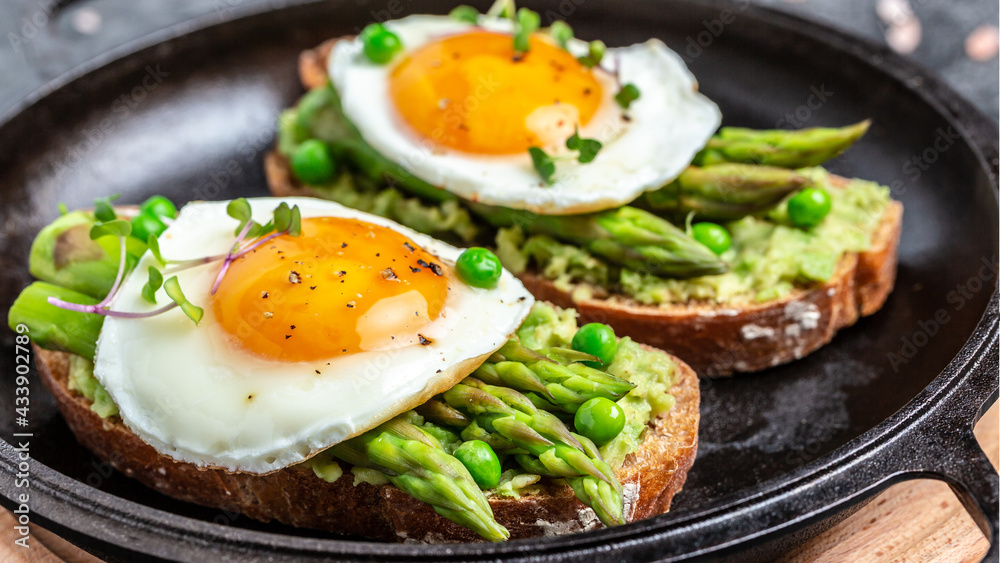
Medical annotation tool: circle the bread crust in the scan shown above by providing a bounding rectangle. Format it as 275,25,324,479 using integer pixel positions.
520,200,903,376
34,344,699,542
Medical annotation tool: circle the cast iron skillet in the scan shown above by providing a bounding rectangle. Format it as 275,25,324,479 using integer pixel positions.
0,0,996,560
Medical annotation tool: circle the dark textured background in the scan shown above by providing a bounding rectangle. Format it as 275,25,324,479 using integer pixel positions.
0,0,997,121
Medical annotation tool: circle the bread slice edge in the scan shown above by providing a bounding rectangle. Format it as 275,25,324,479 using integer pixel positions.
33,342,699,543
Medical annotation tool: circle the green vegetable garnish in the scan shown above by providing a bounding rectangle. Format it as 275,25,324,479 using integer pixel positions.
48,198,303,325
455,247,503,289
571,323,618,368
140,266,163,304
449,5,479,23
147,234,165,266
8,282,104,360
163,276,203,325
528,146,556,184
332,417,509,541
139,195,178,220
93,194,120,222
787,187,832,228
513,8,540,54
291,139,337,185
643,163,808,222
454,440,502,489
693,120,871,168
485,0,515,19
691,222,731,255
360,23,403,64
470,341,636,414
614,83,641,109
565,128,602,163
528,130,603,182
226,198,253,234
577,40,605,68
549,20,573,48
89,219,131,240
441,378,626,526
130,211,167,242
574,397,626,446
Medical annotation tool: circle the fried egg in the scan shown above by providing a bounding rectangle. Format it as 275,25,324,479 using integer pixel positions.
93,197,534,473
329,15,721,215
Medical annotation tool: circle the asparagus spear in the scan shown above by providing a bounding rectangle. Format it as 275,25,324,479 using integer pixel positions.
415,399,471,428
329,415,509,541
442,379,626,526
693,120,871,168
8,282,104,359
473,342,636,414
642,164,809,221
471,204,727,278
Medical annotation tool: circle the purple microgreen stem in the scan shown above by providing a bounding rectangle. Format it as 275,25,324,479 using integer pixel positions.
47,296,178,318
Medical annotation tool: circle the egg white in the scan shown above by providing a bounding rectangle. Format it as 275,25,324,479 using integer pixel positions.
93,197,534,473
329,15,721,215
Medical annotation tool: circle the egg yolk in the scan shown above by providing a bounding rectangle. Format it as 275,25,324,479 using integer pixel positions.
389,31,604,155
213,217,449,363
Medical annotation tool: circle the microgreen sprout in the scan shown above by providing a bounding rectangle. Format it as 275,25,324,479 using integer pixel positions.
90,219,131,308
577,40,605,68
141,266,163,304
485,0,515,19
147,234,166,266
210,199,303,295
529,128,603,183
528,147,556,184
548,20,573,48
513,8,540,54
614,83,641,109
164,276,204,324
48,197,303,327
566,128,603,163
93,194,120,222
449,5,479,23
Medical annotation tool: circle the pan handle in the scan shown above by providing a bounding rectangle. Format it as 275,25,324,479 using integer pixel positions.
908,355,999,562
943,424,999,562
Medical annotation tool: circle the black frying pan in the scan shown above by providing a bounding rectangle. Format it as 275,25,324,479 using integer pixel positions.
0,0,996,561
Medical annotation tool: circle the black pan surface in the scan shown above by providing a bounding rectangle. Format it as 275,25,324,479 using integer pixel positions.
0,0,996,561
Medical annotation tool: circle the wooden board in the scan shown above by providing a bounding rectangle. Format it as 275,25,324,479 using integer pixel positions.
1,401,996,562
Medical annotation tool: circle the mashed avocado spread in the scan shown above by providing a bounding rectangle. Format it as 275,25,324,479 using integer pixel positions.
68,355,119,418
498,168,891,305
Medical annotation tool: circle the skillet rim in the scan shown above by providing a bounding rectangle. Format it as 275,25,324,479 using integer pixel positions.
0,0,996,560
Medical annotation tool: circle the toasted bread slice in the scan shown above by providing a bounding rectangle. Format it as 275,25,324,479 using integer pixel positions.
34,343,699,542
278,39,903,376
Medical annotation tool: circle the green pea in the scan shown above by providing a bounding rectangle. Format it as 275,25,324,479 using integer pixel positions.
787,188,832,228
691,222,731,255
571,323,618,368
453,440,501,489
455,247,503,289
574,397,626,446
139,195,177,219
361,23,403,64
290,139,337,185
131,211,167,242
